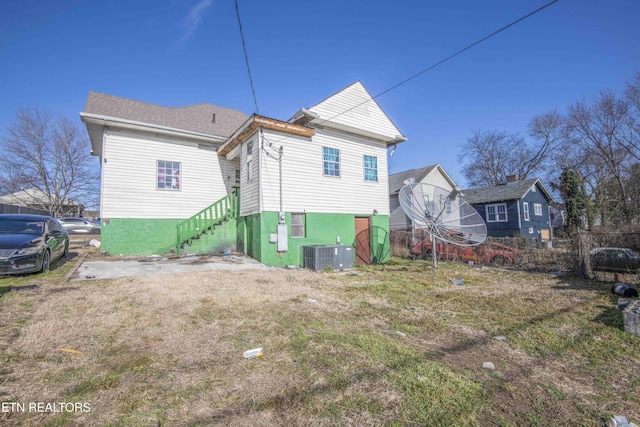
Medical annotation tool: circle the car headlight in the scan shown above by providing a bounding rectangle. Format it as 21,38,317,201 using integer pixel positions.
15,246,41,256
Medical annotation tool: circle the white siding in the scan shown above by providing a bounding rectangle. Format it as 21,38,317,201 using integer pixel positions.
239,132,260,216
101,128,232,219
258,127,389,215
308,82,403,141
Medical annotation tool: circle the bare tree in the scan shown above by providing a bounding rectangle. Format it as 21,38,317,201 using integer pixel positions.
459,112,565,187
0,107,99,217
566,91,634,225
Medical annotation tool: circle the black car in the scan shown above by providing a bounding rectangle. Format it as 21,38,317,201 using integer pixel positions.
0,214,69,275
590,247,640,274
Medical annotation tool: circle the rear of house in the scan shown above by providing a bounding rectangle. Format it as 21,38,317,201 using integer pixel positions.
81,82,406,267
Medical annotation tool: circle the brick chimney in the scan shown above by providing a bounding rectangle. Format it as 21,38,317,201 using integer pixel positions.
506,174,519,183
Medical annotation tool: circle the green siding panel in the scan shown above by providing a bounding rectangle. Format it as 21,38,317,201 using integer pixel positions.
101,218,236,256
101,212,390,267
242,211,390,267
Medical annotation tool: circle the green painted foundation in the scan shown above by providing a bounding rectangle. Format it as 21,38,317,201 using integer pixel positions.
101,212,390,268
237,212,390,267
101,218,237,256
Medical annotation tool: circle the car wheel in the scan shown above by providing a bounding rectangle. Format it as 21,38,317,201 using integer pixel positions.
63,240,69,258
40,250,51,273
90,228,100,235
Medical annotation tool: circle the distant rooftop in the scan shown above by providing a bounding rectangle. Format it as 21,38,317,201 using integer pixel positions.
462,178,553,204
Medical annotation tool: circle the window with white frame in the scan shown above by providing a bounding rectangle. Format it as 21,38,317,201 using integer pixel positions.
534,203,543,216
523,202,530,221
445,198,452,215
246,140,254,182
157,161,181,190
364,155,378,182
323,147,340,177
291,213,305,238
486,203,507,222
235,169,241,184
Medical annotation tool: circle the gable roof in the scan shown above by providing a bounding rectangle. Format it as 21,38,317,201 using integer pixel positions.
388,164,458,195
461,179,553,205
290,81,406,145
389,165,437,195
82,92,248,138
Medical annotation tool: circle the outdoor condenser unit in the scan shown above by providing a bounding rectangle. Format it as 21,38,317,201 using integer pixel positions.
303,245,354,271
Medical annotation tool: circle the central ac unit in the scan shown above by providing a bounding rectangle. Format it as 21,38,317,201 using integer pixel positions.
303,245,353,271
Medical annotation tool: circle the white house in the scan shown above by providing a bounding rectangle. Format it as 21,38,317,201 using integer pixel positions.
388,164,458,230
81,81,406,267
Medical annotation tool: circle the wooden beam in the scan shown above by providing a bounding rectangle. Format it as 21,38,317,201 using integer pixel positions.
218,115,315,157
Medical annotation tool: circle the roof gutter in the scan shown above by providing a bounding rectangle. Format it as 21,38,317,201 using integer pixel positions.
79,112,228,143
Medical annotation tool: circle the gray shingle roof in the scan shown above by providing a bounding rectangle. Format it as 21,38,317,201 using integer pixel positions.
461,179,552,204
388,165,438,195
83,92,249,138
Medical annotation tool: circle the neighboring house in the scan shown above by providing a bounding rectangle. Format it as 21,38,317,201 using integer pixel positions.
388,164,458,230
0,188,83,216
461,176,554,240
80,81,406,267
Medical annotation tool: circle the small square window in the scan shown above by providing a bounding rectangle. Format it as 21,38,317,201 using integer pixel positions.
534,203,543,216
157,161,181,190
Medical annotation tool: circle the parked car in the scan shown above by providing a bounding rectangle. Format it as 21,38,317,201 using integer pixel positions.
58,217,101,234
590,247,640,274
0,214,69,275
410,234,518,265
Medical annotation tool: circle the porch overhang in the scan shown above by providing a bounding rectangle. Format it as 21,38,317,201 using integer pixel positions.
218,114,315,159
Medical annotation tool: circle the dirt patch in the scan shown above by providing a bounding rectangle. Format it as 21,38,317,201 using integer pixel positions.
0,258,638,426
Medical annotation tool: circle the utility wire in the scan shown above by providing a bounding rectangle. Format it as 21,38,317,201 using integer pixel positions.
317,0,559,127
234,0,259,114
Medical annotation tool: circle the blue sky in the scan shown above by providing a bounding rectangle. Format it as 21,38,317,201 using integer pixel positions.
2,0,640,186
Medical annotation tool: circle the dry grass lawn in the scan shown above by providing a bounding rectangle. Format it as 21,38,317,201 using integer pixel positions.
1,247,639,426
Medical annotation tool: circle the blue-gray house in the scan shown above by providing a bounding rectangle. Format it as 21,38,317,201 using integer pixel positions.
462,176,554,241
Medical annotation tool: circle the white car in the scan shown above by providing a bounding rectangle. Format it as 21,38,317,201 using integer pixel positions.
58,217,101,234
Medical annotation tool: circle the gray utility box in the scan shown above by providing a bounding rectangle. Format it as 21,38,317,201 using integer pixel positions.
303,245,354,271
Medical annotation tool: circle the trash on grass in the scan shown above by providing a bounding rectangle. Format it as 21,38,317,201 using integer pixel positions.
243,348,263,359
450,278,464,286
89,239,101,247
60,348,83,355
396,331,407,338
607,415,638,427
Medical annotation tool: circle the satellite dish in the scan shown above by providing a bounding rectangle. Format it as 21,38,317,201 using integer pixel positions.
399,182,487,267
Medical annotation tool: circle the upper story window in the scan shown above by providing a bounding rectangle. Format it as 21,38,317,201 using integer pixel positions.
534,203,543,216
486,203,507,222
157,161,181,190
523,202,530,221
323,147,340,177
445,198,452,215
246,140,254,182
364,155,378,182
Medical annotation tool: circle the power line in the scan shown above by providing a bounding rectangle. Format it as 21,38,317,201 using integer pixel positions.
234,0,259,114
317,0,559,127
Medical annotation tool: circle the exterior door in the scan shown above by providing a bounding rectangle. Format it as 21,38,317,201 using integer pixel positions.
354,216,371,265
